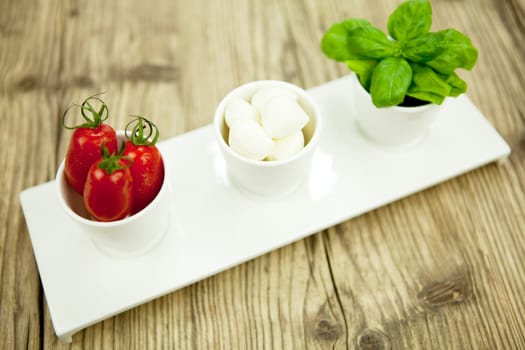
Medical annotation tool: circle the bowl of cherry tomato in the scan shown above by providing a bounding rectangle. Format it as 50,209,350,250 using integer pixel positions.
56,95,170,258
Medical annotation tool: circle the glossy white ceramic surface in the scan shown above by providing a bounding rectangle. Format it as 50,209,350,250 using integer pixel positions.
352,73,445,146
55,132,171,258
20,74,510,342
214,80,322,198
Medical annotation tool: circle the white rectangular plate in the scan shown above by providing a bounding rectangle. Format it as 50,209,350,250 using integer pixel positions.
20,75,510,342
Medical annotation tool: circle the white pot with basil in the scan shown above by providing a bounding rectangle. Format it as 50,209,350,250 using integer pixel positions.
321,0,478,146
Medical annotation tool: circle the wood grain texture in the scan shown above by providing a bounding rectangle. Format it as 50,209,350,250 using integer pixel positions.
0,0,524,349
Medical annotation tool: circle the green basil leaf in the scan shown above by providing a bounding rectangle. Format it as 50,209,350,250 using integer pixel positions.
320,23,351,61
407,67,467,103
388,0,432,41
345,59,378,90
410,63,451,97
427,29,478,74
370,57,412,107
442,71,467,97
347,25,398,60
321,19,371,61
402,32,444,63
406,90,446,105
341,18,372,32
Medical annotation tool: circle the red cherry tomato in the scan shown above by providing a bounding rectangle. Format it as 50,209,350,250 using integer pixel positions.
123,142,164,213
65,124,117,194
123,116,164,213
83,147,133,222
62,94,117,194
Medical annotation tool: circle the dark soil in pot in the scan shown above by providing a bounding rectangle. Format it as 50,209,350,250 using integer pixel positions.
399,95,430,107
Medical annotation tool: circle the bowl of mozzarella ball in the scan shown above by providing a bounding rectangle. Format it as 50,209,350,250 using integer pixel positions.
214,80,322,198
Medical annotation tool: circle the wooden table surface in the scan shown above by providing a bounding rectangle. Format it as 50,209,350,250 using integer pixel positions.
1,0,524,348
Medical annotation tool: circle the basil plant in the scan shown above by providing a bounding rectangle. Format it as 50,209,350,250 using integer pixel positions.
321,0,478,108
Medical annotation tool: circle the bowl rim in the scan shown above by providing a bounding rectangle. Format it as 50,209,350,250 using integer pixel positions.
350,73,443,113
213,80,323,167
56,131,168,228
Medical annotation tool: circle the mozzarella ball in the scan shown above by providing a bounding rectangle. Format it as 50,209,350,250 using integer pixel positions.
228,119,274,161
260,95,309,139
266,131,305,161
225,97,259,127
251,87,298,111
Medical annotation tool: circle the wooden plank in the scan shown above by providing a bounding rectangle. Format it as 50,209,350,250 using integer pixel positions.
0,0,524,349
319,0,525,348
0,0,66,348
320,0,525,348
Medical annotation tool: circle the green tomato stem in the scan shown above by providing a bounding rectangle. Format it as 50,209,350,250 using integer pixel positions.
62,92,109,130
98,143,132,175
125,115,160,146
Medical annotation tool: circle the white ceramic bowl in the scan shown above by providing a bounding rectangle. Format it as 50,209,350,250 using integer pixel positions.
56,131,170,258
214,80,322,198
352,73,444,146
